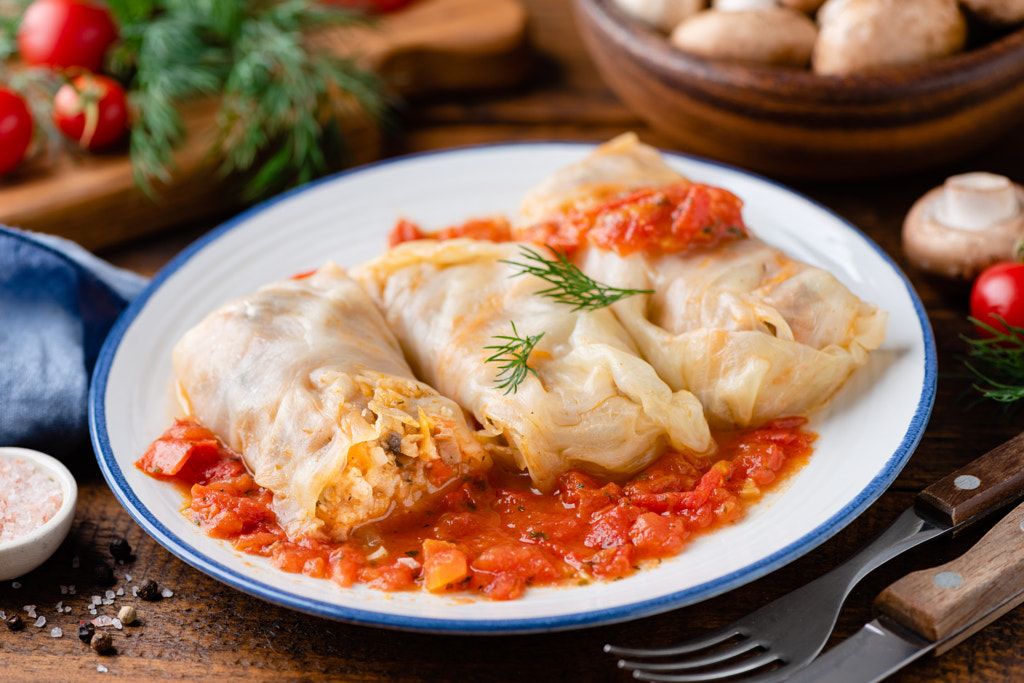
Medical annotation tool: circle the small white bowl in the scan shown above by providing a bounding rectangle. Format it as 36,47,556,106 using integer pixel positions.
0,447,78,581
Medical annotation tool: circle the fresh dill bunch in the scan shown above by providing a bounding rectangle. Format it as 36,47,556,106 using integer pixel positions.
963,317,1024,403
502,245,652,312
485,321,545,395
103,0,387,199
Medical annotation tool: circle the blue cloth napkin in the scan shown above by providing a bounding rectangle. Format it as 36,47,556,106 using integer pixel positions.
0,226,148,458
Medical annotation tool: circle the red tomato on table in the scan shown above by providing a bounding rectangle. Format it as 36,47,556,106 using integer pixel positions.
0,88,33,175
17,0,118,72
970,262,1024,336
52,73,129,151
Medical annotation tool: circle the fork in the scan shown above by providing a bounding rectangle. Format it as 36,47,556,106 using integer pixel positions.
604,430,1024,682
606,507,942,682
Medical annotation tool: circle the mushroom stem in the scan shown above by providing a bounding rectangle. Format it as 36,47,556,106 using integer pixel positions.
936,172,1019,232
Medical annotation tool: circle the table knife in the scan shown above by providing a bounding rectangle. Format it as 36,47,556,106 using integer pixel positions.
788,493,1024,682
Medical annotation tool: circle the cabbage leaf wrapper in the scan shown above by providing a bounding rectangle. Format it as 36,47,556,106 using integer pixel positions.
352,239,712,491
172,262,490,541
515,134,888,429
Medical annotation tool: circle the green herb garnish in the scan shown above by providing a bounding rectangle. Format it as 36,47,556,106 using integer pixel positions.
485,321,544,395
103,0,388,199
502,245,652,312
963,317,1024,403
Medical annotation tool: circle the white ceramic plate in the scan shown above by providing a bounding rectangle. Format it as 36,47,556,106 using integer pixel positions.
90,142,935,634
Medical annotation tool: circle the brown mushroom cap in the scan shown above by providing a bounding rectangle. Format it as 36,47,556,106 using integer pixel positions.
670,7,818,67
812,0,966,75
902,174,1024,279
612,0,707,32
959,0,1024,26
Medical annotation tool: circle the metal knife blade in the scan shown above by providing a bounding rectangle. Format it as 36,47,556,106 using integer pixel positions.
789,495,1024,683
723,430,1024,667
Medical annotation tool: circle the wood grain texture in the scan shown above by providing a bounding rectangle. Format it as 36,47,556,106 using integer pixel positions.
876,498,1024,647
0,0,529,250
5,1,1024,681
572,0,1024,180
917,431,1024,528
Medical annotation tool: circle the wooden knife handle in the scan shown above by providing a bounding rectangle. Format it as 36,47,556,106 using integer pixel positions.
916,430,1024,527
875,496,1024,653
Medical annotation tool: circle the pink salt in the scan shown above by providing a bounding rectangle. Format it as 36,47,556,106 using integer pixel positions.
0,458,63,544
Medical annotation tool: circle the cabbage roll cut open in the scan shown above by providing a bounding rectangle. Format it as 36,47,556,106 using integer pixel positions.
514,134,888,429
352,239,712,492
172,262,490,542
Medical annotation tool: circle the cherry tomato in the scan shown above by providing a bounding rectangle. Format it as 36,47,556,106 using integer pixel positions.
52,73,128,151
0,88,33,175
326,0,416,13
970,262,1024,336
17,0,118,73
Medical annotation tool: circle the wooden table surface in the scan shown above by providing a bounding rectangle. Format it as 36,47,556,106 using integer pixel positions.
5,1,1024,681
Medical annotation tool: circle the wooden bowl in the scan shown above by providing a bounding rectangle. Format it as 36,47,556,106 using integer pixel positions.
573,0,1024,180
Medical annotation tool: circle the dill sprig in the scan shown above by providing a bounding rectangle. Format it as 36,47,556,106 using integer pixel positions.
963,317,1024,403
502,245,652,312
485,321,544,395
102,0,387,199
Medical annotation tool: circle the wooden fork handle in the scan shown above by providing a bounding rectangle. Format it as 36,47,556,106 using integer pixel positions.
916,430,1024,527
875,495,1024,653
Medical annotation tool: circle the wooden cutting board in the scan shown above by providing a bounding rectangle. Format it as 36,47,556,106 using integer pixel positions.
0,0,530,250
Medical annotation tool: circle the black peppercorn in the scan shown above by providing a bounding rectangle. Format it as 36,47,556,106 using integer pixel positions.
91,630,114,655
93,562,115,587
5,614,24,631
109,538,133,562
137,578,160,601
78,622,95,643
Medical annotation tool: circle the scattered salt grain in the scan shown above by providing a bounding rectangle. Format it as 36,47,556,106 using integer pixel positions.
72,555,80,569
160,588,174,599
33,616,45,628
56,601,63,611
131,586,138,597
95,615,113,627
102,599,113,605
60,585,68,595
116,588,124,596
50,627,62,638
24,605,36,618
64,606,72,613
124,574,132,583
68,585,76,595
111,618,123,630
11,582,21,589
0,610,6,620
97,665,108,673
0,458,63,544
89,608,97,616
91,595,102,606
104,590,115,600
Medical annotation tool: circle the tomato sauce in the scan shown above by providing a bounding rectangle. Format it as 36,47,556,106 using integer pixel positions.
138,417,813,601
388,181,747,257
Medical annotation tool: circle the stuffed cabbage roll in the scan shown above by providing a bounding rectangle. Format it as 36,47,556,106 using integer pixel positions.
352,239,712,491
172,262,490,541
514,134,887,428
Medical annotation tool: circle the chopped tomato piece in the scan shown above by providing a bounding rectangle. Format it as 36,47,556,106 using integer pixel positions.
136,419,219,477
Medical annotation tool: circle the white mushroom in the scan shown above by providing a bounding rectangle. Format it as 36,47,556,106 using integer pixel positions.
902,172,1024,279
812,0,966,75
670,7,818,67
959,0,1024,26
815,0,854,25
611,0,706,32
712,0,778,11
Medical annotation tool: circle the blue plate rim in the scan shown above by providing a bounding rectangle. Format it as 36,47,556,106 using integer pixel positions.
89,139,937,634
